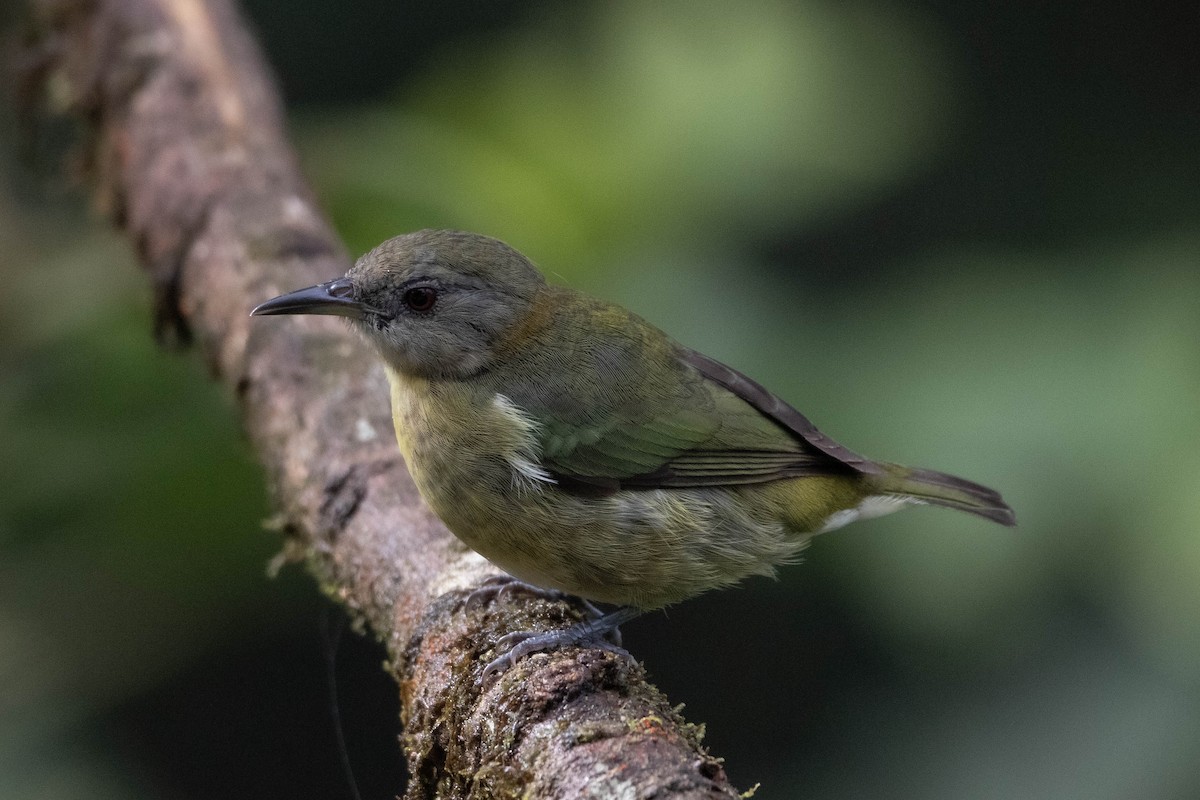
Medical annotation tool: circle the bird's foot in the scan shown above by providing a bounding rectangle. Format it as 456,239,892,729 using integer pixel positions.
480,606,642,685
463,575,605,620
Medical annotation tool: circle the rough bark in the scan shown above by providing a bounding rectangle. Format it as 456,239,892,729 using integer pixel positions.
17,0,741,797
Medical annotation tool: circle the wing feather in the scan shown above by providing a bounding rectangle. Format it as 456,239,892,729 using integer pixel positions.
488,288,877,494
536,353,872,491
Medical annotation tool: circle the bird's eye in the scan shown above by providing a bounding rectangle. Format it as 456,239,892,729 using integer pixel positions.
403,286,437,312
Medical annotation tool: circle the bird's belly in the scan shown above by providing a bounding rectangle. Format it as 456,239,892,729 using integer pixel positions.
386,369,830,608
411,464,810,608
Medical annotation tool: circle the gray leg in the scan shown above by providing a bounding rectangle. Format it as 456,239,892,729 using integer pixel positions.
463,575,605,620
481,606,642,684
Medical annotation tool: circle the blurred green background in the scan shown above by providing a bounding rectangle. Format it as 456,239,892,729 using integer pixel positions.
3,0,1198,797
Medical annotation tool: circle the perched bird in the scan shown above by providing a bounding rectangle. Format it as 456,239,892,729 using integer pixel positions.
252,230,1014,675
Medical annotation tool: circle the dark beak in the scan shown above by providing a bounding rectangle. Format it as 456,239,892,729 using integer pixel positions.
251,278,373,320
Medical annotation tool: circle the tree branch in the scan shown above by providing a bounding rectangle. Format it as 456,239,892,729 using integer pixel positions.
18,0,741,796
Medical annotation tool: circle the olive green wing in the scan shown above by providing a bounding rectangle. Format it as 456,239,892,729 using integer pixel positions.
678,348,883,476
529,347,879,493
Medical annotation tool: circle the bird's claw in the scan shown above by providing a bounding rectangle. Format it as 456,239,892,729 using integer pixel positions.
462,575,533,610
479,607,641,685
462,575,606,620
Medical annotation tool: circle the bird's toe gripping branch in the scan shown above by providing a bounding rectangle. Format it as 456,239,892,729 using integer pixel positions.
480,606,643,684
462,574,608,620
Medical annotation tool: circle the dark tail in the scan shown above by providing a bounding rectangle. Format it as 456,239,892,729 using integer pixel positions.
877,464,1016,526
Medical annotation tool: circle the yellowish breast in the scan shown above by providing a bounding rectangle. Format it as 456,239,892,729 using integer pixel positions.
384,365,552,509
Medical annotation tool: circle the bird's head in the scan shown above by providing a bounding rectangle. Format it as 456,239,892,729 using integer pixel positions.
252,230,545,378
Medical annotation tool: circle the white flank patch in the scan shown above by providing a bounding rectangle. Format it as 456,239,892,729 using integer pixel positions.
818,495,912,533
492,394,556,492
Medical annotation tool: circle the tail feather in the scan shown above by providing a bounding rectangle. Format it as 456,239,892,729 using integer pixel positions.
879,465,1016,526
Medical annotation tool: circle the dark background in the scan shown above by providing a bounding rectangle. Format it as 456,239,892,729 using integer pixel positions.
3,1,1199,798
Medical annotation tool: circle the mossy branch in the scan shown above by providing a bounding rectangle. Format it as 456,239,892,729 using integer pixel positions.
16,0,740,796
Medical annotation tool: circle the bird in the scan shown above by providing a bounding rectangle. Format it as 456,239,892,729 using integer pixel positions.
252,229,1014,678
